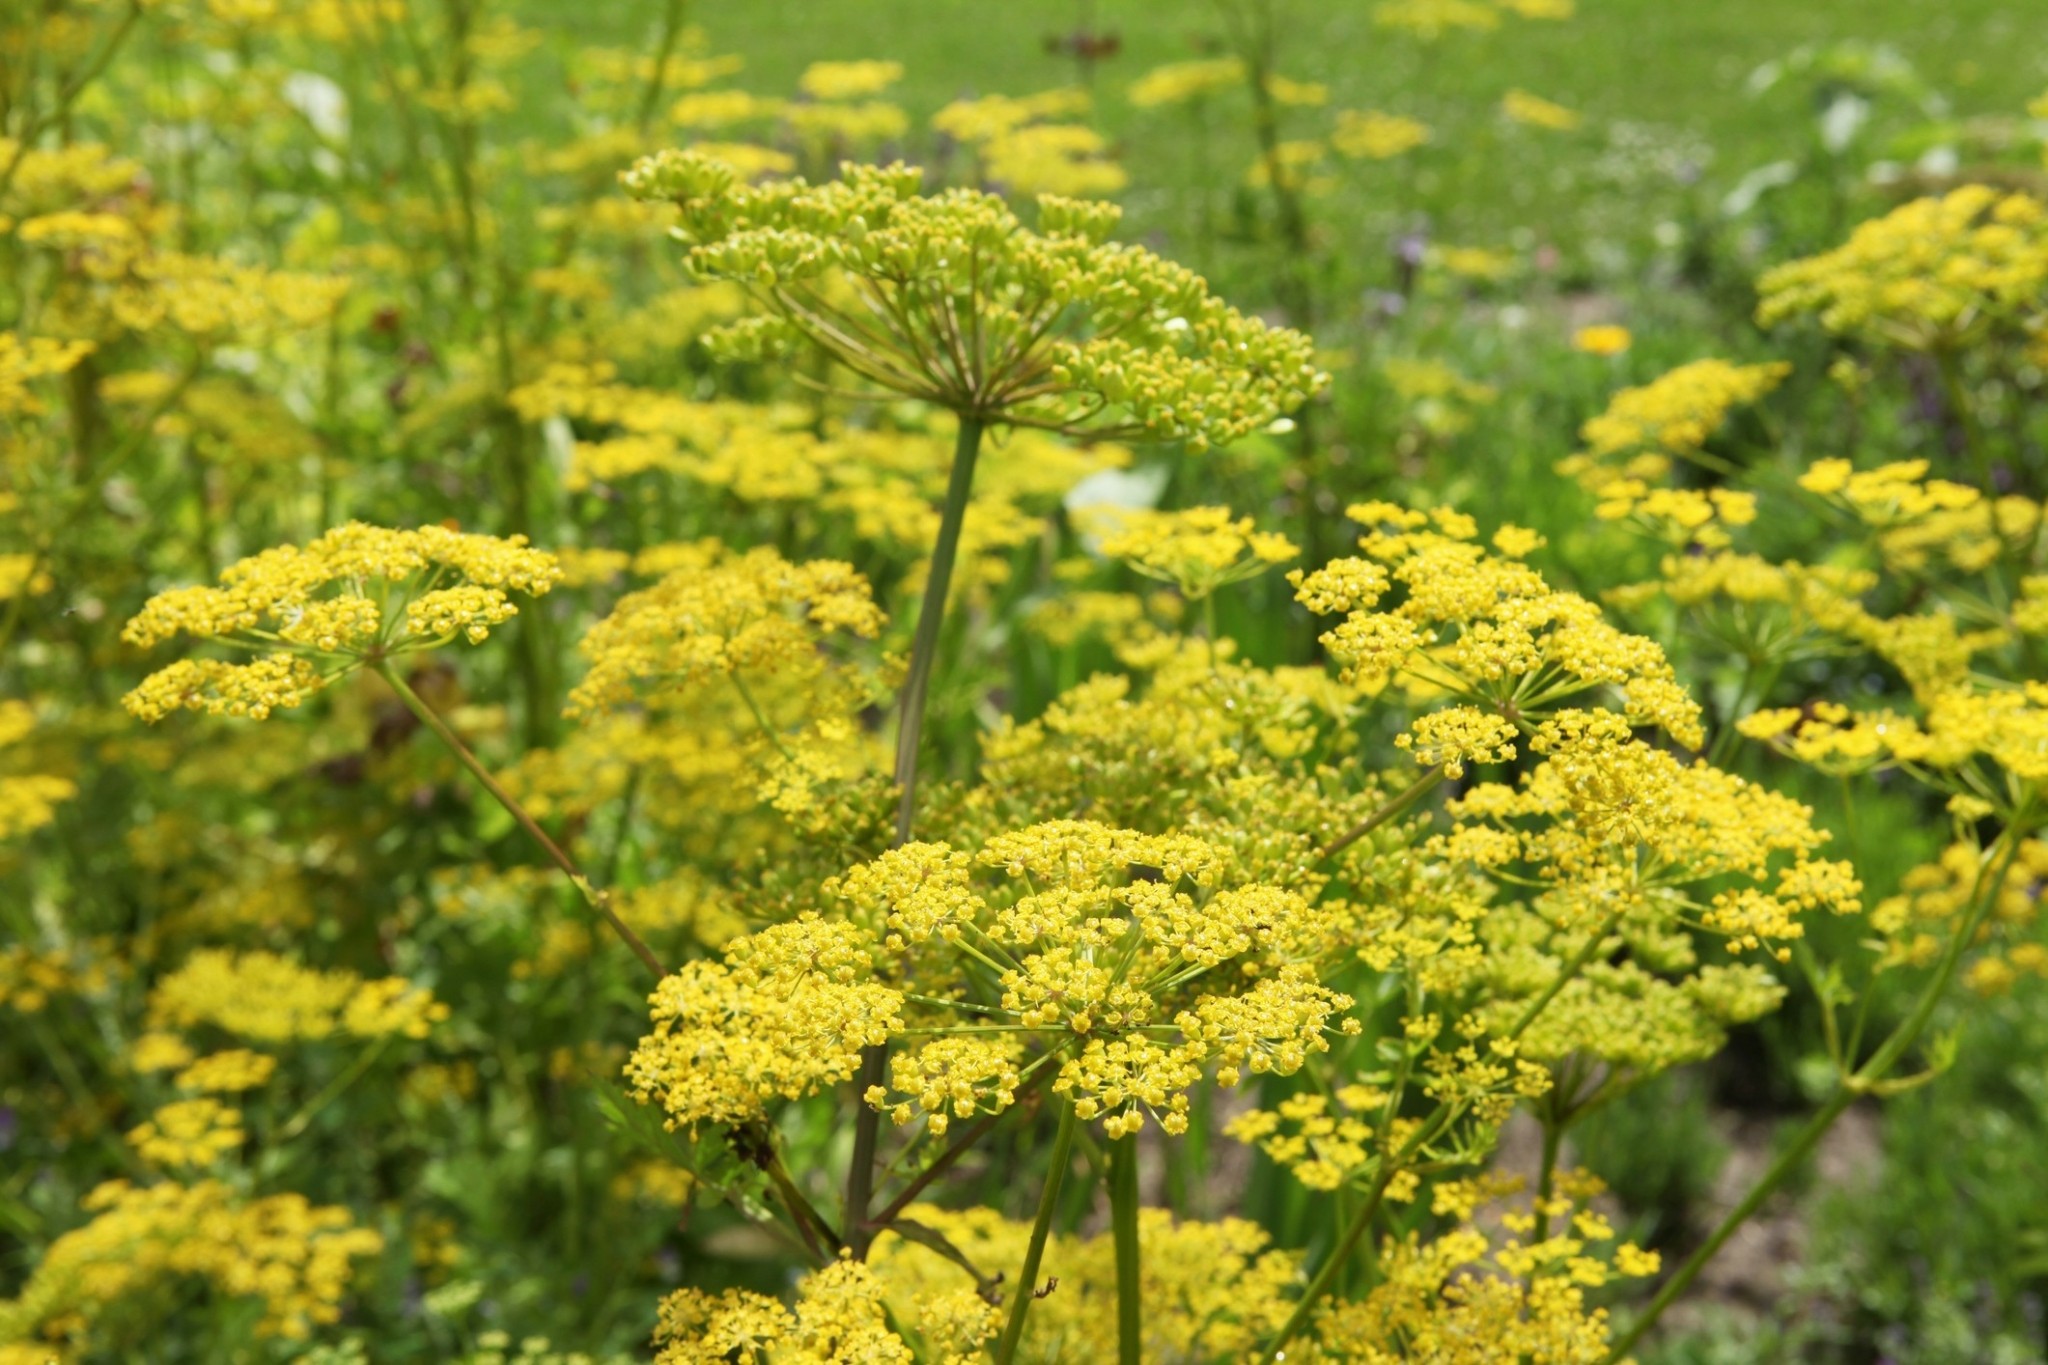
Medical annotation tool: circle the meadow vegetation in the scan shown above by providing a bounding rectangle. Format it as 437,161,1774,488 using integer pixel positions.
5,1,2048,1362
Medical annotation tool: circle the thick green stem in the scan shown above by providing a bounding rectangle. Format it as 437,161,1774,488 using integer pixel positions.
374,662,664,980
994,1103,1078,1365
1528,1115,1565,1253
846,414,986,1258
892,414,986,843
1109,1132,1143,1365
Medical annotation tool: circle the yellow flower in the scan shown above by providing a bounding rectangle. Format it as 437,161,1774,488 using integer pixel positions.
626,916,905,1131
1374,0,1502,37
1128,58,1245,108
1502,88,1582,130
1397,705,1519,776
795,59,904,101
1757,186,2048,349
149,950,445,1044
174,1049,278,1094
1568,358,1790,488
122,523,560,722
569,546,884,714
621,153,1325,450
1331,109,1433,160
1572,324,1631,356
0,1179,382,1340
1089,504,1299,600
129,1098,245,1168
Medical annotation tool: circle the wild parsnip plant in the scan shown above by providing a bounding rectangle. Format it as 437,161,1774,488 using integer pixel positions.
8,3,2048,1364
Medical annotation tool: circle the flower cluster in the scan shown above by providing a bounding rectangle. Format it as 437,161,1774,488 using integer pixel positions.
1560,358,1790,489
0,1180,383,1348
122,524,561,722
1307,1173,1658,1363
624,818,1361,1143
1089,504,1299,600
568,545,884,713
933,87,1127,198
625,915,906,1131
622,152,1325,447
1292,501,1704,747
147,950,449,1044
1757,186,2048,349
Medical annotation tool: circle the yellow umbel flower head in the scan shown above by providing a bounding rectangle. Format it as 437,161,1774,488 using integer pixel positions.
1563,357,1790,490
121,523,560,722
1089,504,1299,600
1757,185,2048,350
621,152,1325,450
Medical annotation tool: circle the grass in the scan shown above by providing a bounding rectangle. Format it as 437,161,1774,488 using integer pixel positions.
682,0,2046,251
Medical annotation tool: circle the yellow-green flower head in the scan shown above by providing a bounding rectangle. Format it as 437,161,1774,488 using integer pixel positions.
1443,708,1851,957
1564,358,1790,489
127,1097,245,1169
1797,457,1980,527
796,59,905,101
0,332,95,418
805,818,1360,1139
1374,0,1502,37
620,152,1326,450
569,546,884,714
626,915,906,1131
1331,109,1433,160
1749,685,2048,818
1757,185,2048,349
121,523,560,723
1,1177,384,1342
1088,504,1299,600
655,1256,911,1363
1127,57,1246,108
147,949,449,1043
864,1204,1298,1358
1572,323,1630,356
0,701,77,840
1292,504,1705,747
1501,88,1582,131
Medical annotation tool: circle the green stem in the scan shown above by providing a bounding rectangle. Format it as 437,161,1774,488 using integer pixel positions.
1600,1085,1851,1363
1529,1114,1564,1252
0,1,142,204
871,1070,1058,1231
279,1036,392,1141
1263,911,1620,1359
994,1103,1078,1365
847,413,986,1258
1109,1132,1142,1365
892,414,986,843
733,673,795,761
764,1147,842,1264
634,0,690,132
374,662,664,979
1602,827,2024,1362
1320,766,1447,861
